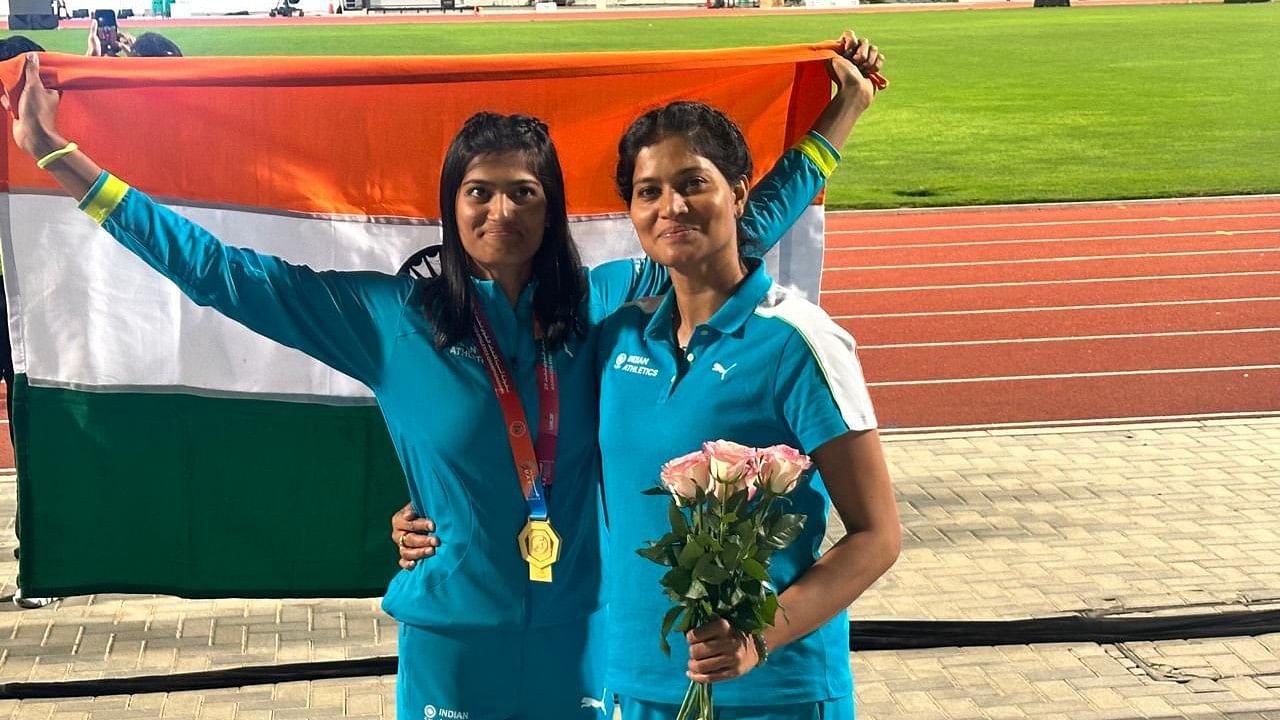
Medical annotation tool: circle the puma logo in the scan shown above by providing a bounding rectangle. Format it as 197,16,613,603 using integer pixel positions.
580,695,608,713
711,362,737,380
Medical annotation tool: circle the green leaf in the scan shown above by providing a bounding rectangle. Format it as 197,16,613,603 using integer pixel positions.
685,579,708,600
719,541,742,571
694,555,730,585
763,513,806,549
741,557,768,582
637,544,673,566
663,568,693,595
760,593,780,626
642,486,671,496
668,501,690,535
659,605,683,657
692,550,712,578
706,565,730,585
780,512,806,528
676,610,697,633
677,540,705,569
765,505,784,527
657,532,683,547
732,605,760,633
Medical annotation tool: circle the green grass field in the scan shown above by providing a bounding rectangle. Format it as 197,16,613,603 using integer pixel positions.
20,3,1280,208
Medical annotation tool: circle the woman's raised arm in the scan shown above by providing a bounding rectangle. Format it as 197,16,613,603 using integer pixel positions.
740,30,885,256
8,53,406,389
9,54,100,200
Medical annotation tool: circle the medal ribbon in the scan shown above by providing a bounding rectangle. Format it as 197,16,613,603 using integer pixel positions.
471,305,559,521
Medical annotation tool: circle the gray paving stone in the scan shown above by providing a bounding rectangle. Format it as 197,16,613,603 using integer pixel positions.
5,419,1280,718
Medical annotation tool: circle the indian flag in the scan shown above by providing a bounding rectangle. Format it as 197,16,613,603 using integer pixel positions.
1,48,832,598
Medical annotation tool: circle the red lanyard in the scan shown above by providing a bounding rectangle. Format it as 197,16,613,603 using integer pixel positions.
470,305,558,519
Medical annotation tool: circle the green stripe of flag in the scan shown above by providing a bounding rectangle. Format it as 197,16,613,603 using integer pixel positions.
13,376,407,598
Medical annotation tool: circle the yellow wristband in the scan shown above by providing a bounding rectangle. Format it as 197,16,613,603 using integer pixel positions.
36,142,78,170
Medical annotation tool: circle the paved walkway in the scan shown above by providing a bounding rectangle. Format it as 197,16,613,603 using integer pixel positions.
3,417,1279,719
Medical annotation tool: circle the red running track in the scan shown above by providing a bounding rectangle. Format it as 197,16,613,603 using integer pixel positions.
823,196,1280,431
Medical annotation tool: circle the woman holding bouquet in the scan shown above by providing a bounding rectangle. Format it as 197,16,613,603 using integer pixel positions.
593,98,901,720
9,31,881,720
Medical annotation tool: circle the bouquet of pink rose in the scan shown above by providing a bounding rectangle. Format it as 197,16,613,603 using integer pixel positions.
637,440,812,720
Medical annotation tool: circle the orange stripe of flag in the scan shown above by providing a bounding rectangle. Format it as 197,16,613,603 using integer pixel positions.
3,48,832,217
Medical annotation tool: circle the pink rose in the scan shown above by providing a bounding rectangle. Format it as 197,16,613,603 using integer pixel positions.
757,444,812,495
702,440,757,500
660,450,711,503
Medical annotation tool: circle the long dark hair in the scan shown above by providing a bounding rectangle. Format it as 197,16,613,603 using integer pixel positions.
422,112,585,351
614,101,758,254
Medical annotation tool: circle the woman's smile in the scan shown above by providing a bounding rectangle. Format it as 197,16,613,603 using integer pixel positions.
657,223,699,241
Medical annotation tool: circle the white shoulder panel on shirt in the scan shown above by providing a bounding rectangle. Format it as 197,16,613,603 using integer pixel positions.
620,295,664,315
754,284,878,432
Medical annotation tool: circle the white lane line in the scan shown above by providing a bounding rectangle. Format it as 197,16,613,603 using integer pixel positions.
826,194,1280,217
878,410,1280,436
867,365,1280,388
825,212,1280,234
859,327,1280,350
825,247,1280,272
826,228,1279,252
821,270,1280,295
832,296,1280,320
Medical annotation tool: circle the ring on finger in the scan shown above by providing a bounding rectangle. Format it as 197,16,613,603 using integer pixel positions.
398,532,411,548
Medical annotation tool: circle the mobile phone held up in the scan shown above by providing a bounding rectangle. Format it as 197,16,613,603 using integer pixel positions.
93,9,120,56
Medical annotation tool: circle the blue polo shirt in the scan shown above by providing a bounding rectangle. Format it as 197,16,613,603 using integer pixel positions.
75,131,838,633
596,260,877,705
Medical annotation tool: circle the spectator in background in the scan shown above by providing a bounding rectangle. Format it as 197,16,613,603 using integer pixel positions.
128,32,183,57
0,35,59,610
87,21,183,57
0,34,43,58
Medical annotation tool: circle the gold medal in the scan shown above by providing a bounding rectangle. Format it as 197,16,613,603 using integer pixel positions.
518,518,562,583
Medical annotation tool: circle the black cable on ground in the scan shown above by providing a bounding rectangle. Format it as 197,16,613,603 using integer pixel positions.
4,609,1280,700
849,608,1280,650
0,657,397,700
